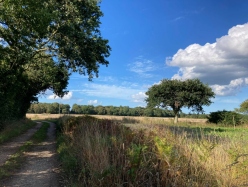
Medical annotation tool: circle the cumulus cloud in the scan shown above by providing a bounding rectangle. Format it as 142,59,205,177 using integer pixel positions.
129,57,156,78
166,23,248,96
131,92,147,103
88,100,98,105
47,91,73,100
211,78,248,96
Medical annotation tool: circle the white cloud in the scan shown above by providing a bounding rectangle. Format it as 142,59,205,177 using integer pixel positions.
72,83,146,103
88,100,98,105
129,57,156,78
131,92,147,103
167,23,248,96
47,91,73,100
211,78,248,96
98,76,115,82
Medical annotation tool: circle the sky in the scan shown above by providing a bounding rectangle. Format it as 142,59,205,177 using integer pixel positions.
40,0,248,114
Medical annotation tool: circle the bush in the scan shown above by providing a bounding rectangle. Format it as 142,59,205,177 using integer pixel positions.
207,110,242,126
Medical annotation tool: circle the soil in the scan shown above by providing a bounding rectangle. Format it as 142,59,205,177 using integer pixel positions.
0,122,61,187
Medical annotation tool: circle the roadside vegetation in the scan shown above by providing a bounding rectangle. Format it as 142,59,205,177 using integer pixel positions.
0,118,35,144
56,115,248,187
0,122,50,180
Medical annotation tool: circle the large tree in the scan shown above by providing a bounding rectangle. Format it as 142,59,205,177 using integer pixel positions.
0,0,110,121
145,79,215,123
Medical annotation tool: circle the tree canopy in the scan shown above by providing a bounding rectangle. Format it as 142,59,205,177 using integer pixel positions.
235,99,248,114
145,79,215,123
0,0,110,121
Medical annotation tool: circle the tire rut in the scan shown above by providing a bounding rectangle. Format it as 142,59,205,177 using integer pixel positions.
0,122,42,166
0,122,60,187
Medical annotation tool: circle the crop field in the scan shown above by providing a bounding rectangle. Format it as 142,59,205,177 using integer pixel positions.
26,113,207,123
54,114,248,187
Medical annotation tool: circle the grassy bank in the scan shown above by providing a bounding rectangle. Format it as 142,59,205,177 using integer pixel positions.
0,118,36,144
56,116,248,186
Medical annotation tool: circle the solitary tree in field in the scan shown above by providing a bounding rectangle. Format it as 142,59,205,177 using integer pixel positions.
145,79,215,123
0,0,111,121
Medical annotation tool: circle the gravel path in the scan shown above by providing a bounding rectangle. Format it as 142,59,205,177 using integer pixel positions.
0,122,61,187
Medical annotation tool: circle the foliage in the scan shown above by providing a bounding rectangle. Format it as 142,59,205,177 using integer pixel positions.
28,102,70,114
145,79,215,123
235,99,248,114
28,102,175,117
207,110,242,126
0,0,110,121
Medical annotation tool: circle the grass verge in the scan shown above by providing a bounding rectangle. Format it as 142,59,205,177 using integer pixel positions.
0,118,36,144
57,116,248,186
0,122,50,180
57,116,225,186
125,118,248,187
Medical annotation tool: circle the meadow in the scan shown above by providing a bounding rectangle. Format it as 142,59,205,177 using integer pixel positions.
53,114,248,187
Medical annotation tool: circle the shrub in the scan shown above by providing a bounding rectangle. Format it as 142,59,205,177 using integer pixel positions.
207,110,242,126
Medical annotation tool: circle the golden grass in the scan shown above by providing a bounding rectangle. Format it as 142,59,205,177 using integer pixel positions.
56,115,248,187
27,113,248,186
26,113,207,123
125,120,248,186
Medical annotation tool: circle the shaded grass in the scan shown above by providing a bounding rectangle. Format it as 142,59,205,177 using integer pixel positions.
0,122,50,180
0,118,36,144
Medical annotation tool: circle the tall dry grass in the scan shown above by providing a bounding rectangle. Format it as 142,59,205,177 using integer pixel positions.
57,116,238,186
126,118,248,187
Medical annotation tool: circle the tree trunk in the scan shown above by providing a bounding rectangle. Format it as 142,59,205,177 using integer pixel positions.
174,112,179,124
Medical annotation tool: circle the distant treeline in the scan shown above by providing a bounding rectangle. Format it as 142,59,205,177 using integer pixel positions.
28,103,70,114
27,103,208,118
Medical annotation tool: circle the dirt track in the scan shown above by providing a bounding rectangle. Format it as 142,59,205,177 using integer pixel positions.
0,122,60,187
0,123,42,166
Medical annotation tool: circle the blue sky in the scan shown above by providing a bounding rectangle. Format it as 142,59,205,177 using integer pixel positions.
40,0,248,114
